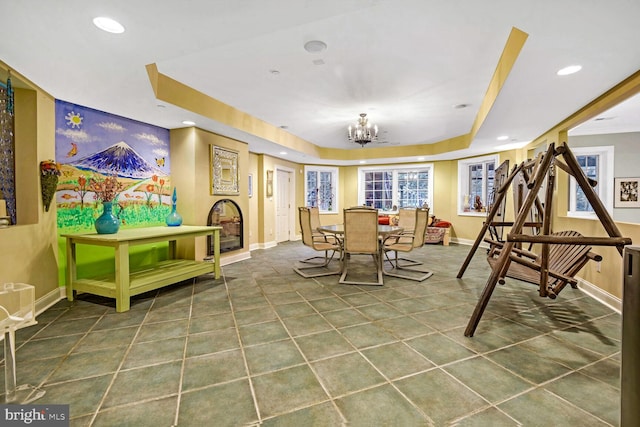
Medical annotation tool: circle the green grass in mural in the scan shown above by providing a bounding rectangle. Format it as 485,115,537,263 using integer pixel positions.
57,202,171,232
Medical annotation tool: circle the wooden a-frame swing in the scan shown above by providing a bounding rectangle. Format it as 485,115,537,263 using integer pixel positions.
458,142,632,337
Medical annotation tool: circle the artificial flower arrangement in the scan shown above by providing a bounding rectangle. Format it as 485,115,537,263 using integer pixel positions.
40,160,61,211
89,175,125,202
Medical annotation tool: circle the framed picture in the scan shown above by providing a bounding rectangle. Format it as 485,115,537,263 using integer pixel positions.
614,177,640,208
211,146,239,195
248,174,253,198
266,170,273,197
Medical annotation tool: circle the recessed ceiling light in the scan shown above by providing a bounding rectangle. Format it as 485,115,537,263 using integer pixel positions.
359,160,367,164
497,135,509,141
93,17,125,34
279,151,287,155
269,69,280,75
182,120,195,126
594,116,615,121
304,40,327,53
557,65,582,76
453,103,469,109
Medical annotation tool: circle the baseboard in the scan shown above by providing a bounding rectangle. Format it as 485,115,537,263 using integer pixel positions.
256,240,278,250
220,251,251,266
249,243,261,251
36,287,66,316
577,277,622,313
451,237,488,247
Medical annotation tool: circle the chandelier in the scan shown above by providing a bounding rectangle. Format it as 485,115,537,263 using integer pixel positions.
348,113,378,147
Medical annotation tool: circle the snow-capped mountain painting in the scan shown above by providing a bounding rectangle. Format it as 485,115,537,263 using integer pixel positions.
54,100,172,232
69,141,166,179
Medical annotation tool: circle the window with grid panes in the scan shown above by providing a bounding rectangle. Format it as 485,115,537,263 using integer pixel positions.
305,166,338,213
458,155,498,215
568,146,613,217
358,164,433,212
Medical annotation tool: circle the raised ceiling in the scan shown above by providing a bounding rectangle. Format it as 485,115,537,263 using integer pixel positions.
2,0,639,165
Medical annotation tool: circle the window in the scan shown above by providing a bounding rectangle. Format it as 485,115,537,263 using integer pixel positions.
305,166,338,213
458,155,498,215
357,164,433,212
568,146,614,218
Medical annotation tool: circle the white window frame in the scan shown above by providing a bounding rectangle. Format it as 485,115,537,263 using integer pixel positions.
304,165,339,214
357,163,434,213
457,154,499,216
568,146,614,218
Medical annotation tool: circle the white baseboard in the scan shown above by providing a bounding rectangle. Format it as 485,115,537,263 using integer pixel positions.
451,237,486,247
220,251,251,266
256,240,277,250
36,287,66,316
577,278,622,313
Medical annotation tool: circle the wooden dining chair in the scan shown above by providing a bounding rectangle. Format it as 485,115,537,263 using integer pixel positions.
382,208,433,281
294,207,342,278
339,207,383,286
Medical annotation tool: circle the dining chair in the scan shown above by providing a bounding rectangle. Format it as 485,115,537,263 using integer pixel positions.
339,207,383,286
298,206,338,265
382,208,433,281
391,207,427,267
294,207,342,278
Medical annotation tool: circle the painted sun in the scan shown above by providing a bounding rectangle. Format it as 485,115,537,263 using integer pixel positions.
65,111,83,128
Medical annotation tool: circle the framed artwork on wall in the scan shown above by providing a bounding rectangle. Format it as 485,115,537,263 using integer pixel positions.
614,177,640,208
266,170,273,197
211,146,239,195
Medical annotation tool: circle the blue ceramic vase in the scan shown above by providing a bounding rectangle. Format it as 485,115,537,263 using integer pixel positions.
95,201,120,234
166,188,183,227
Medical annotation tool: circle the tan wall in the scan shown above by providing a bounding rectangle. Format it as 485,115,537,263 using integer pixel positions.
0,63,59,301
170,127,250,262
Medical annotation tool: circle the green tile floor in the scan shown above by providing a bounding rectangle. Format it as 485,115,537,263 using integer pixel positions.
1,243,621,426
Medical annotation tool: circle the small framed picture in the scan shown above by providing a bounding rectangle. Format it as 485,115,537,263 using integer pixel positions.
248,174,253,198
266,170,273,197
614,177,640,208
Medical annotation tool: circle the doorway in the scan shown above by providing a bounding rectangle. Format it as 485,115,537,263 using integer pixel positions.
275,167,294,242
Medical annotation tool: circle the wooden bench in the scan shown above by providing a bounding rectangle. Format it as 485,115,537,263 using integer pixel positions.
486,230,602,298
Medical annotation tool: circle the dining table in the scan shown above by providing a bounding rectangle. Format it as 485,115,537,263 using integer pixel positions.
317,224,403,238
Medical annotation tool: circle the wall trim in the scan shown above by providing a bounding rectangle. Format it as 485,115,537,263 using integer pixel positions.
36,287,66,316
577,278,622,313
220,251,251,266
257,240,278,250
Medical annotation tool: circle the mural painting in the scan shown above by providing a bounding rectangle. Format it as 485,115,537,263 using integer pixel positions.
54,100,171,232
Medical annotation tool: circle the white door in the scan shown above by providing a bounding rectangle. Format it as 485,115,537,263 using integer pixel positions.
276,169,291,242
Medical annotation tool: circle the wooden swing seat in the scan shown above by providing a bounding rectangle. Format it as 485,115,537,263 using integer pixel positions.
486,230,602,298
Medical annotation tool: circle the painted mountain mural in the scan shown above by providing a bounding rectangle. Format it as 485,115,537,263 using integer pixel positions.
68,141,166,179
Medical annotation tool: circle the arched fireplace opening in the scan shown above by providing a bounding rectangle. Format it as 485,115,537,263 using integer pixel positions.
207,199,243,254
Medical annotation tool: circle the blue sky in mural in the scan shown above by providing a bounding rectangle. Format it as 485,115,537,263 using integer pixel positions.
54,99,170,174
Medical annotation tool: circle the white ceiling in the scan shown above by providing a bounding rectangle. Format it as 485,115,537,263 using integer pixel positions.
2,0,639,165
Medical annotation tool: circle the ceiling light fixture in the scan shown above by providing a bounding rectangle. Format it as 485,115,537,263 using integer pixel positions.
304,40,327,53
497,135,509,141
93,17,125,34
348,113,378,147
557,65,582,76
182,120,195,126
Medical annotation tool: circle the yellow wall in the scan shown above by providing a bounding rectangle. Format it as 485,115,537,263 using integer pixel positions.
0,63,59,301
170,127,250,262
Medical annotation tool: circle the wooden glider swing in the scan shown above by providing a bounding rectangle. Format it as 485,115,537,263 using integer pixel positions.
458,142,632,337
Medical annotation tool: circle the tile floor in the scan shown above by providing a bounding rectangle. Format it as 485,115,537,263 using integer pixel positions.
1,242,622,426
